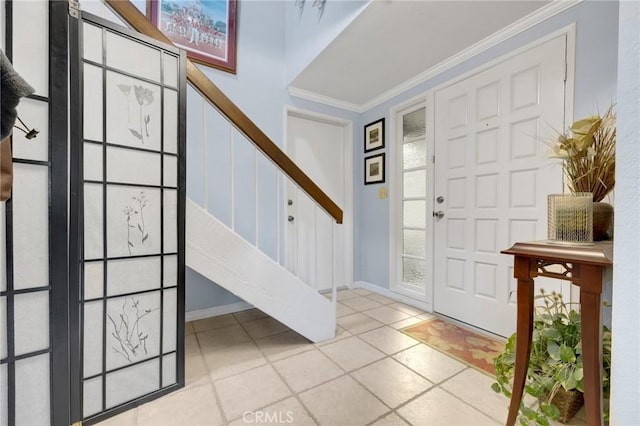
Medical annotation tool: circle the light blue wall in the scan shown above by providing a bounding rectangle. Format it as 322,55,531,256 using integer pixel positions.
611,1,640,423
285,0,370,84
354,0,620,288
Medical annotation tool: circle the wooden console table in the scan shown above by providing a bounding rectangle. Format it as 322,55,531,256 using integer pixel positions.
501,241,613,426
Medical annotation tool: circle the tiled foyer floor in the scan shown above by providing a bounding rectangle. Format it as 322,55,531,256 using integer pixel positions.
99,289,586,426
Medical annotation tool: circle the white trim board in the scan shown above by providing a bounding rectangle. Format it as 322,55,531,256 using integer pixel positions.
353,281,432,313
288,0,583,113
186,301,253,322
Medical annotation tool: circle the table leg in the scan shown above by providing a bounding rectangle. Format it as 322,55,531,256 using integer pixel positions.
580,265,604,426
507,257,535,426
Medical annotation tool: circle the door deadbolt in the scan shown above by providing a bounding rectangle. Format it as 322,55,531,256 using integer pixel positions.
436,196,445,204
433,211,444,219
288,199,293,206
288,215,295,223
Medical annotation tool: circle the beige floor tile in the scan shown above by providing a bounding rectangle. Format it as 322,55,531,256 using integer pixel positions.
337,313,384,335
273,349,344,392
197,324,252,351
243,317,289,339
416,312,437,321
370,412,410,426
319,336,385,371
341,296,383,311
215,365,291,421
137,383,223,426
97,408,137,426
441,368,510,422
336,290,360,301
393,344,466,383
228,397,316,425
193,314,239,333
398,387,498,426
389,316,424,330
336,302,357,318
366,294,396,305
254,329,314,361
185,322,195,336
352,288,373,296
233,308,268,323
362,306,412,324
388,302,424,316
359,326,419,355
299,375,389,426
351,358,432,408
315,326,351,347
185,335,210,388
203,340,267,380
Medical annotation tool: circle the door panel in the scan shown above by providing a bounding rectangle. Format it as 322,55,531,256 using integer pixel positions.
433,36,567,337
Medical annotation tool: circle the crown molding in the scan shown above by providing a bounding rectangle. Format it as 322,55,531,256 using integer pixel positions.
290,0,583,114
288,86,364,113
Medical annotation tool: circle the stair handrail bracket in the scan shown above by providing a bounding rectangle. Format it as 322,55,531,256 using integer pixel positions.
104,0,343,224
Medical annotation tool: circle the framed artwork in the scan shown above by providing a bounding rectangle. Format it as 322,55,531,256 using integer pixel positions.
364,118,385,152
364,153,385,185
148,0,238,74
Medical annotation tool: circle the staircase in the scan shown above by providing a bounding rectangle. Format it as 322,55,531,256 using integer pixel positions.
107,0,341,342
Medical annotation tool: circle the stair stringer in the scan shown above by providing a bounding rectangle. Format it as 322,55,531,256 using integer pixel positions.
186,199,336,343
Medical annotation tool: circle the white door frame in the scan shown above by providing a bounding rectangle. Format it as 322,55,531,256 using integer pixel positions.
283,106,355,290
388,24,576,311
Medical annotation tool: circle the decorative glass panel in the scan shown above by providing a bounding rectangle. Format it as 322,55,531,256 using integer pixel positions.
106,293,161,370
403,170,426,199
0,296,6,359
83,376,102,418
163,89,178,154
162,53,178,88
83,301,103,378
84,261,104,300
84,142,104,181
403,229,425,258
163,255,178,287
403,258,426,286
105,31,161,83
107,257,161,296
0,364,7,426
105,358,159,409
403,200,426,228
162,353,176,387
163,155,178,187
106,71,162,151
106,186,161,258
13,98,49,161
83,23,103,63
14,291,49,356
0,204,5,292
403,139,427,169
84,183,104,260
15,354,50,426
106,146,161,185
83,63,104,142
12,164,49,289
162,289,177,353
403,107,426,139
163,190,178,253
12,0,48,96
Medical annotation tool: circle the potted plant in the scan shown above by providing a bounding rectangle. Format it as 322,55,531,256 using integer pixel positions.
492,291,611,425
550,106,616,240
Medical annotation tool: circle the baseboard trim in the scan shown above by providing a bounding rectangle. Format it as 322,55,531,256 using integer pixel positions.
353,281,432,312
186,301,254,322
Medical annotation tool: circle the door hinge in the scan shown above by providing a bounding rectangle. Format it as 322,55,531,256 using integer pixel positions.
432,155,435,164
564,61,568,82
69,0,80,18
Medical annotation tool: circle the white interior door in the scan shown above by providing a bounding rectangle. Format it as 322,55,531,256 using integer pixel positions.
286,115,346,292
433,35,567,337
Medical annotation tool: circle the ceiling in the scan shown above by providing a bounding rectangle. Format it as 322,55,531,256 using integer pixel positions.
290,0,553,109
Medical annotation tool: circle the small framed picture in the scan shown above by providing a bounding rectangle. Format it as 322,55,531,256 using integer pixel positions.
364,118,385,152
364,153,385,185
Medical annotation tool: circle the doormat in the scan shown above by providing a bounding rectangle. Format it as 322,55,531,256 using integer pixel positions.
401,318,504,377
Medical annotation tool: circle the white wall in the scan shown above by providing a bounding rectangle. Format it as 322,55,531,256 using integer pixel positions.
611,1,640,423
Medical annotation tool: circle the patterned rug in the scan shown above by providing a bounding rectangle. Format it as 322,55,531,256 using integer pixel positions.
401,318,505,376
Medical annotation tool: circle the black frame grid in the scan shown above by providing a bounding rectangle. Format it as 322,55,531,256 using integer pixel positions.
1,1,70,426
68,11,186,426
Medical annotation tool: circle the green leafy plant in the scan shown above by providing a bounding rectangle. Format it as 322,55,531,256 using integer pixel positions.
492,291,611,425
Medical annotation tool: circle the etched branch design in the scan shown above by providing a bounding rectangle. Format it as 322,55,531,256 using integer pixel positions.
108,297,159,363
118,83,154,143
122,191,150,255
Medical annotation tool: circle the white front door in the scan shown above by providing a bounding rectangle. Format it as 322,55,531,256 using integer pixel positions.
433,35,567,336
286,114,347,292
